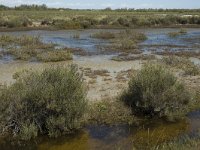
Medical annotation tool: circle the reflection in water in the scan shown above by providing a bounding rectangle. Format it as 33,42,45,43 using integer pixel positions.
0,119,191,150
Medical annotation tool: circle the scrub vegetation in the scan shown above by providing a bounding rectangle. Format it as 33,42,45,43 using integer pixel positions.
161,56,200,76
121,63,192,120
1,5,200,30
0,65,87,140
168,28,188,37
0,4,200,149
0,34,72,62
91,30,147,53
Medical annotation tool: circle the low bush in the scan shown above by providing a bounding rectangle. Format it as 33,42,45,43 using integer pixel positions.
121,64,191,120
0,65,88,140
37,50,72,62
88,99,134,125
90,31,115,39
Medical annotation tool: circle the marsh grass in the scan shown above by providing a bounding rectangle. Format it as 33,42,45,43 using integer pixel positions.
111,54,156,61
168,28,187,38
161,56,200,76
90,31,115,39
88,98,135,125
0,35,73,62
91,30,147,53
37,50,72,62
71,33,80,39
155,130,200,150
121,63,191,120
155,50,200,58
1,9,200,29
0,65,88,140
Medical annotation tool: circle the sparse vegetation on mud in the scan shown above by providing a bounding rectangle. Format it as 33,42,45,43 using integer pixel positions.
91,29,147,53
168,28,187,38
155,50,200,58
161,56,200,76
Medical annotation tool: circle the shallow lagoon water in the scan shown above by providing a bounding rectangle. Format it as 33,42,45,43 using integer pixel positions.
0,28,200,56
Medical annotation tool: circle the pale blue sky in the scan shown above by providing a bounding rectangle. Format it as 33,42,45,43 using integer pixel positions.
0,0,200,9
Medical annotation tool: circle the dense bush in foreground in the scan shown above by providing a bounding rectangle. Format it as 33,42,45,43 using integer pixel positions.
121,64,191,120
0,65,87,140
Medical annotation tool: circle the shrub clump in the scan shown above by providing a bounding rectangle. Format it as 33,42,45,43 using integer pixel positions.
0,65,87,140
88,99,135,125
121,64,191,120
90,31,115,39
36,50,72,62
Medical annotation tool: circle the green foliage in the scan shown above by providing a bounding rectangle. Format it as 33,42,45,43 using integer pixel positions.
0,35,73,62
20,123,38,140
121,64,191,119
37,50,72,62
88,99,135,125
1,8,200,29
110,30,147,52
168,28,187,38
161,56,200,76
90,31,115,39
0,65,88,140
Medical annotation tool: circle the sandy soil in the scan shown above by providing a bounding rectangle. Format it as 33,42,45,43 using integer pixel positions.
1,55,199,101
0,58,143,101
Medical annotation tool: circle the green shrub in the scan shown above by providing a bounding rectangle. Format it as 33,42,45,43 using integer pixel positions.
37,50,72,62
0,65,88,140
88,99,134,125
117,17,130,27
121,64,191,120
90,31,115,39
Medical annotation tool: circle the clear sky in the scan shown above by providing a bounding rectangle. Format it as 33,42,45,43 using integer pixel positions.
0,0,200,9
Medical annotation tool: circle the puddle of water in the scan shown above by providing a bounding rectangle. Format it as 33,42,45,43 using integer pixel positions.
0,117,196,150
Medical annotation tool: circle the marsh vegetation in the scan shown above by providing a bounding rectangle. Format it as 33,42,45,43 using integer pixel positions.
1,5,200,30
0,9,200,149
0,35,72,62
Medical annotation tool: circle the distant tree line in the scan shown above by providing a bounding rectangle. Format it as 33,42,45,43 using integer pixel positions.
0,4,200,12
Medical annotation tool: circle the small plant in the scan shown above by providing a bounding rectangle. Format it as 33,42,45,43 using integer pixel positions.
121,63,191,120
168,28,187,38
179,28,187,34
72,33,80,39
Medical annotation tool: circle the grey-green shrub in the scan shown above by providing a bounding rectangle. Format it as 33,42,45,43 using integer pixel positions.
0,65,87,140
121,64,191,119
